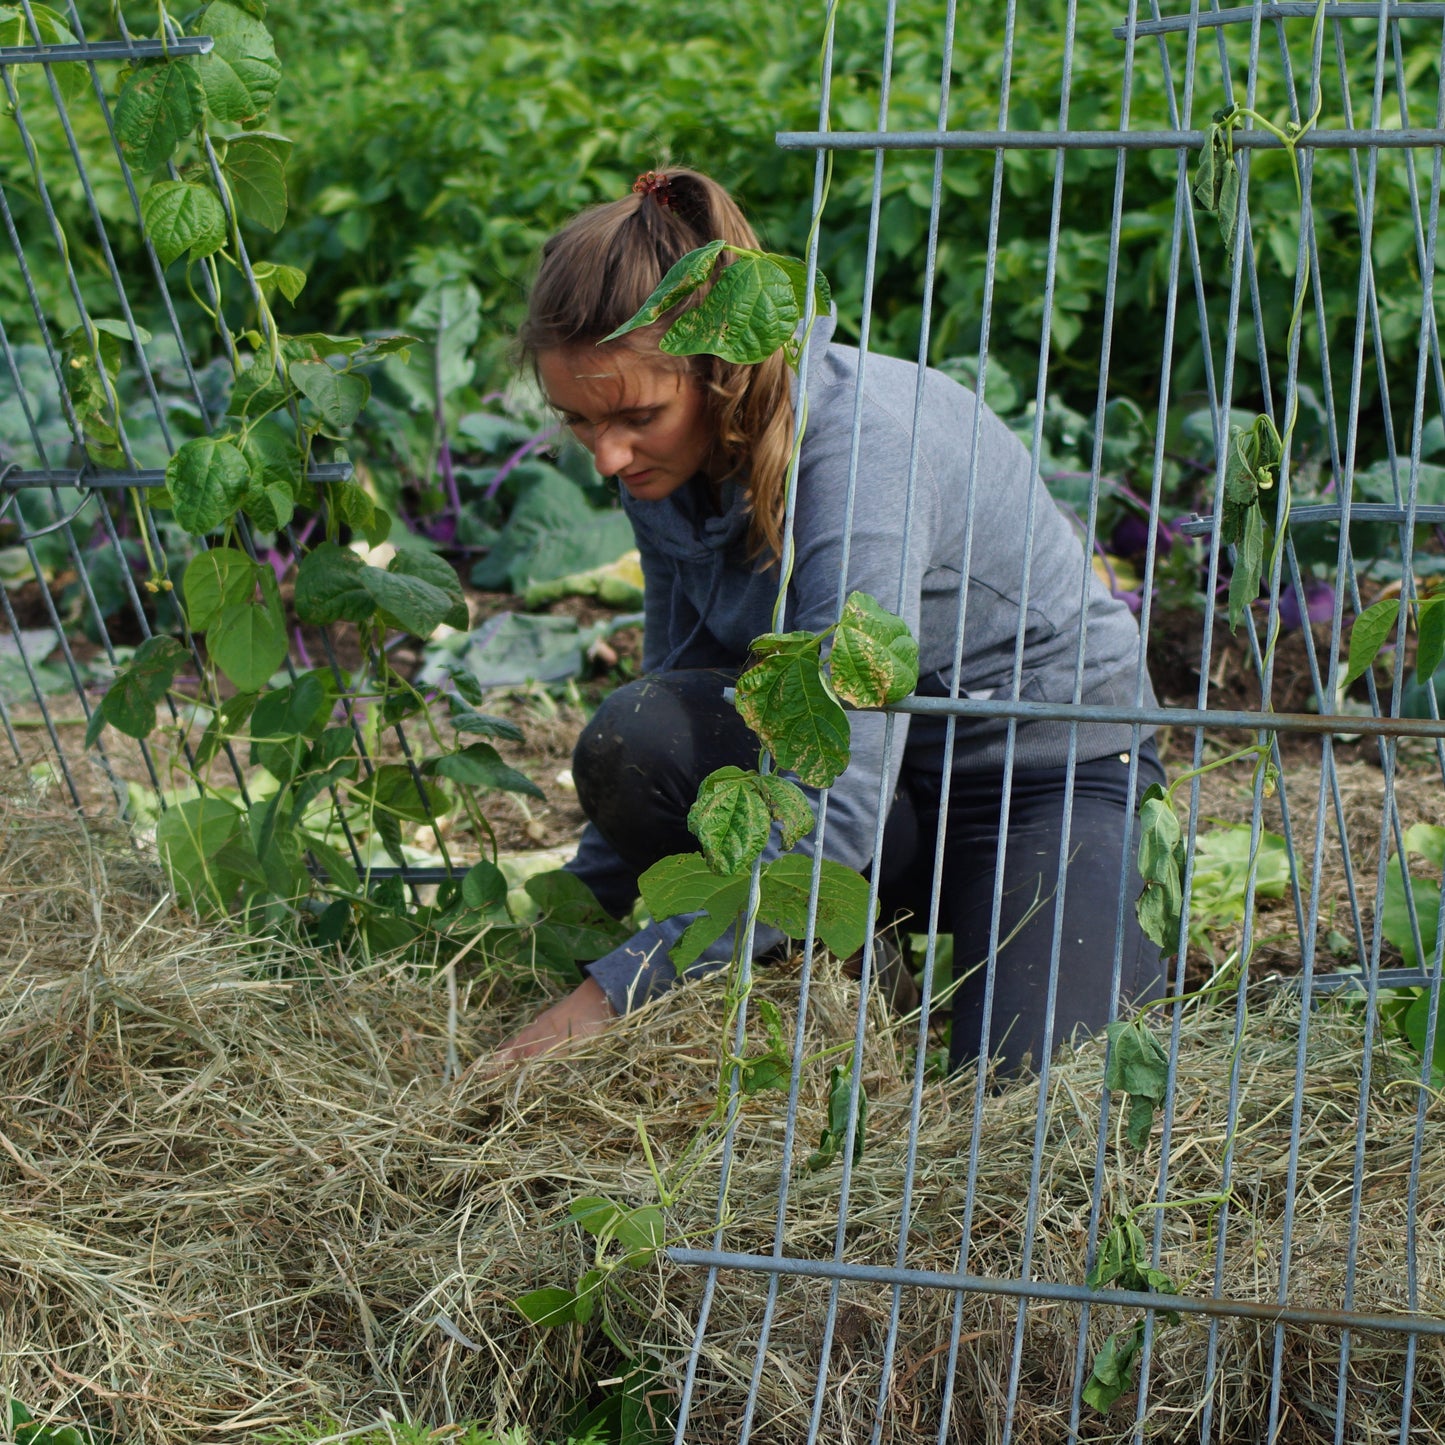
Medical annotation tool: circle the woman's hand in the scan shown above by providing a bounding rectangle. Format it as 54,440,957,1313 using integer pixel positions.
488,975,617,1069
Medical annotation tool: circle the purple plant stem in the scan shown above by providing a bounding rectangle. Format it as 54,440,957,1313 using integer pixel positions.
292,625,313,670
483,426,561,502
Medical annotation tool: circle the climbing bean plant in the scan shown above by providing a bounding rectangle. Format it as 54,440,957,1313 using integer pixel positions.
68,1,625,963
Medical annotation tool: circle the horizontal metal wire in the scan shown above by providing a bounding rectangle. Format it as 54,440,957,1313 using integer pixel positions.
1302,967,1437,991
667,1249,1445,1338
1116,3,1445,39
775,125,1445,151
0,37,211,64
722,688,1445,739
1178,501,1445,535
0,463,353,490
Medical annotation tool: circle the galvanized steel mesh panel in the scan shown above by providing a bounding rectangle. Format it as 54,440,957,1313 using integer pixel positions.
666,2,1445,1441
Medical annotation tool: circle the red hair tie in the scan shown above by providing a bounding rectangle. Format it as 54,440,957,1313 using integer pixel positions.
632,171,674,207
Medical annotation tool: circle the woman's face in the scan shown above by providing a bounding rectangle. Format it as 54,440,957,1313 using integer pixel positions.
538,347,714,503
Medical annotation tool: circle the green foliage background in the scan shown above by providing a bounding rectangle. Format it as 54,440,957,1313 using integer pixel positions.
3,0,1440,457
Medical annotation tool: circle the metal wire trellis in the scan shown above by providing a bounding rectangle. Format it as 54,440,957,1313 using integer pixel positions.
662,1,1445,1441
0,0,450,887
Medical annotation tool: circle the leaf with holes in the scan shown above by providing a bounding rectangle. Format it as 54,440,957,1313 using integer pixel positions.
1343,598,1401,690
829,591,919,707
223,131,291,231
207,567,287,691
115,60,204,171
603,239,726,342
735,633,850,788
661,252,799,364
194,1,281,124
85,634,188,744
289,360,369,431
182,546,257,631
142,180,228,267
167,436,250,535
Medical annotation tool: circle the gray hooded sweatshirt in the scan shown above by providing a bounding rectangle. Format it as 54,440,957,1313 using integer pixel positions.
574,316,1156,1014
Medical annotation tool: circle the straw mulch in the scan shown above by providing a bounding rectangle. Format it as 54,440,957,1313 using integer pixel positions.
1,784,1443,1445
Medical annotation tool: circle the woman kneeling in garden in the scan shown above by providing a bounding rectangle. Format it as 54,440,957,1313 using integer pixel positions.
496,168,1164,1074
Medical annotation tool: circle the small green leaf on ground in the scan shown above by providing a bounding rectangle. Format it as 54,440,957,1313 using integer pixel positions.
514,1286,579,1327
807,1061,867,1170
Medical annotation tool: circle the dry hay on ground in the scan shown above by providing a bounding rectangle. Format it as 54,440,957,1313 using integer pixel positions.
0,787,1443,1445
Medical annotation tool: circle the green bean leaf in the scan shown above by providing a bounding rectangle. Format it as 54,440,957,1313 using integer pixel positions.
1343,598,1401,690
735,633,850,788
829,590,919,707
603,239,726,342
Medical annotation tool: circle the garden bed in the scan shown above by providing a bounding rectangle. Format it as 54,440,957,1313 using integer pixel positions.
0,782,1441,1445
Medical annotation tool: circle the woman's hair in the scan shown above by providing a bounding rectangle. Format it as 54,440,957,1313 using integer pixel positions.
519,168,794,562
